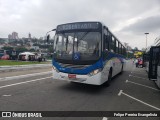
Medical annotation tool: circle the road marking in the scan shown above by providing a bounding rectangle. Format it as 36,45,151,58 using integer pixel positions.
2,95,11,97
129,74,148,80
0,71,52,81
0,76,52,89
102,117,108,120
126,80,160,91
118,90,160,110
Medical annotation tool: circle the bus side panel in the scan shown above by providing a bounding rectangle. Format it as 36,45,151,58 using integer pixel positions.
104,57,123,77
156,66,160,88
101,57,123,83
101,60,110,83
114,58,122,76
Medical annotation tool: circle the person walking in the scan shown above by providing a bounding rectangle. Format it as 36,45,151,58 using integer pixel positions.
135,59,138,67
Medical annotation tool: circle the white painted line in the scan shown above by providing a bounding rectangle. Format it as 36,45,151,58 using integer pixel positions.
126,80,160,91
0,71,52,81
118,90,160,111
0,76,52,89
118,90,123,96
102,117,108,120
129,74,148,80
2,95,11,97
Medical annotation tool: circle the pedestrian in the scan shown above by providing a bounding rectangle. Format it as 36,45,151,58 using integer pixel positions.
135,59,138,67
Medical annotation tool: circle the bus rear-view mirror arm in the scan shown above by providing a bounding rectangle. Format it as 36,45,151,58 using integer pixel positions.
46,29,56,42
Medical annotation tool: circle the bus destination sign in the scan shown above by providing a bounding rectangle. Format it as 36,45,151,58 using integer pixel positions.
57,22,100,31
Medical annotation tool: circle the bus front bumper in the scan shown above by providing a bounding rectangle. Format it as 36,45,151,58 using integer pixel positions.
52,69,104,85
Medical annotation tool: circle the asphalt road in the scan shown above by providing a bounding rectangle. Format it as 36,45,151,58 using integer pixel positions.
0,60,159,120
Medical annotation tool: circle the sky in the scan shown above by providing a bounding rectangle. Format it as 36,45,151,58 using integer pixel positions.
0,0,160,50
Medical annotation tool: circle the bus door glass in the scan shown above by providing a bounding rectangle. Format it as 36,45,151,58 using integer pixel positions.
148,46,160,80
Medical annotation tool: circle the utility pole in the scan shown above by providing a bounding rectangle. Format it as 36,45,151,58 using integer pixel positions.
144,33,149,49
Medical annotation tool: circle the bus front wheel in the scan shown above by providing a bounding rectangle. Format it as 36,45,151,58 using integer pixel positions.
103,69,112,87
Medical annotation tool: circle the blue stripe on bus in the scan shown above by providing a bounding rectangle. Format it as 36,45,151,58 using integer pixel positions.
52,52,125,75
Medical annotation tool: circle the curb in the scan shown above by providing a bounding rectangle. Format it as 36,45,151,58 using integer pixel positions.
0,71,52,81
0,64,52,73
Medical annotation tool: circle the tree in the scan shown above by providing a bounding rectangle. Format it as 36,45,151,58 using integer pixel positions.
0,39,5,44
48,46,53,53
29,49,35,52
2,46,13,51
16,47,28,53
134,47,138,51
141,48,146,51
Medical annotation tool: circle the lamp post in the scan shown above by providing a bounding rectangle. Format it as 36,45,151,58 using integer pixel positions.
144,32,149,49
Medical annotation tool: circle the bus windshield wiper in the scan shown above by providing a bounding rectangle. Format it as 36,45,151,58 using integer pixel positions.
79,30,91,40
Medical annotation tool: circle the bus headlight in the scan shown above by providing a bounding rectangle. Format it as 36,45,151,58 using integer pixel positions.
52,66,59,72
88,68,102,76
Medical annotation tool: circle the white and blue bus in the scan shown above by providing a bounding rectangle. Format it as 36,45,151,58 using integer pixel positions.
144,36,160,88
49,22,126,85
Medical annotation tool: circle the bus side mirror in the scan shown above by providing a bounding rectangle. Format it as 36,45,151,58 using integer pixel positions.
47,35,50,43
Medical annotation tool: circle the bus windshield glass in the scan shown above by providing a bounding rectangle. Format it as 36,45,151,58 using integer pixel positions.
53,32,101,63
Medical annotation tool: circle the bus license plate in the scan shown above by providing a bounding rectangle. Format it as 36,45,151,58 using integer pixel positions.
68,74,76,79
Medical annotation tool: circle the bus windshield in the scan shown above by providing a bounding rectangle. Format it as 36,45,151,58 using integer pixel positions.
53,32,101,63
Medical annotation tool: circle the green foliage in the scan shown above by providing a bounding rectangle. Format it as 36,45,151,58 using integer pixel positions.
48,46,53,53
29,49,36,52
134,47,138,51
2,46,13,51
0,39,5,44
0,60,48,66
127,52,134,58
15,47,28,52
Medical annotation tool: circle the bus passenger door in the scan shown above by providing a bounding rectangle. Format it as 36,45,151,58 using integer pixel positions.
102,34,110,82
148,46,160,80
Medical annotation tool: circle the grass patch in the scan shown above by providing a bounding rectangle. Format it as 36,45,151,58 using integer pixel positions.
0,60,50,66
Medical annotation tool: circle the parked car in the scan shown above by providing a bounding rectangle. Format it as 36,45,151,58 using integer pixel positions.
0,49,10,60
18,52,35,61
1,54,10,60
33,52,46,62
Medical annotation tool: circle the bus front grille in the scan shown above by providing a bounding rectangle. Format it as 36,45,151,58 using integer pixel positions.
59,63,89,69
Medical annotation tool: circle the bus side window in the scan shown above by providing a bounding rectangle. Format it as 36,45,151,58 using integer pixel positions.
104,35,109,51
158,53,160,66
122,46,124,55
110,36,115,52
114,39,116,52
116,40,119,53
108,34,111,51
119,43,122,54
118,43,120,54
124,48,127,56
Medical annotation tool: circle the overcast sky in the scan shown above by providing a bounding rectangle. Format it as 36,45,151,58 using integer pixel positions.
0,0,160,49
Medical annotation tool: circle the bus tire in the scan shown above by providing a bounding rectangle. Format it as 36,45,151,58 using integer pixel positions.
104,68,112,87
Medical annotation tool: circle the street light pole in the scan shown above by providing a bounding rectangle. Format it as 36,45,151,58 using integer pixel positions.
144,33,149,49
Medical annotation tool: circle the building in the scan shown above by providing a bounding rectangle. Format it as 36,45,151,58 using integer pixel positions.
28,33,31,39
8,34,12,40
12,32,18,39
8,32,19,40
31,46,39,51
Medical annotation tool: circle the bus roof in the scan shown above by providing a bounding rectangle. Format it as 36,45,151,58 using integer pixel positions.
56,21,125,48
